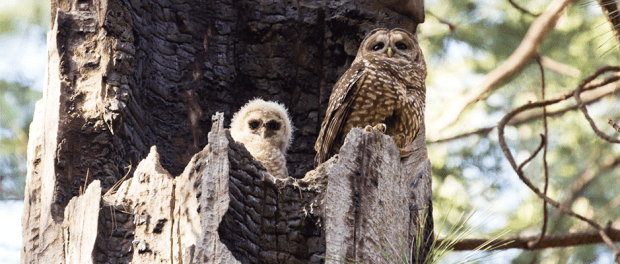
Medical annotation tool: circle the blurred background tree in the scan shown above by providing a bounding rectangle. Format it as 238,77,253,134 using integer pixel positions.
0,0,48,199
420,0,620,263
2,0,620,262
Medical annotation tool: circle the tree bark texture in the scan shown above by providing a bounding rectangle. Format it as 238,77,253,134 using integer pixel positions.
22,112,432,263
22,0,430,263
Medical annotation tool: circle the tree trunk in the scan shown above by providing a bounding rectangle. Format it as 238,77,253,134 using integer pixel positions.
22,0,431,263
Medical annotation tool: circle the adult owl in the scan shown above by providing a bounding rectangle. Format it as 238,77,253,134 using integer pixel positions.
314,28,426,166
230,99,294,178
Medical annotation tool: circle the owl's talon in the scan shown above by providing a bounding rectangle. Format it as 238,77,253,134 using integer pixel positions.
364,124,387,133
400,148,413,158
373,123,387,133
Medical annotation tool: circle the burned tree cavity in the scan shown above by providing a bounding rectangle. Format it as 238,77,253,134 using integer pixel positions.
22,0,431,263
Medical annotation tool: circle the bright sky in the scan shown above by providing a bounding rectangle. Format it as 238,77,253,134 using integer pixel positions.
0,27,47,92
0,5,46,262
0,200,23,264
0,0,19,10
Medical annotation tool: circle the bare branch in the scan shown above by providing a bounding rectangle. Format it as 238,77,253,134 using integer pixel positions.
609,118,620,133
429,127,495,144
529,57,550,248
516,134,545,173
536,151,620,258
584,74,620,90
427,10,455,32
574,67,620,144
441,228,620,251
429,73,620,144
431,0,580,134
540,56,581,77
508,0,540,17
498,98,563,170
580,66,620,87
498,68,620,257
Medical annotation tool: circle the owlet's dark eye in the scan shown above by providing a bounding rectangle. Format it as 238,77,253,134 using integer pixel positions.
395,42,407,50
266,120,281,131
248,120,260,129
372,42,384,51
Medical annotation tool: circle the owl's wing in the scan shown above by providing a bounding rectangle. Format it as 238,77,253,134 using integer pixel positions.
314,63,367,166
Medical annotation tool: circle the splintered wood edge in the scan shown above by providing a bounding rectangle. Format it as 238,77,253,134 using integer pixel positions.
194,111,240,263
323,127,432,263
94,113,430,263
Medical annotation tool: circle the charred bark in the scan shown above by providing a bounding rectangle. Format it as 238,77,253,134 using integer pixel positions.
26,112,432,263
22,0,431,263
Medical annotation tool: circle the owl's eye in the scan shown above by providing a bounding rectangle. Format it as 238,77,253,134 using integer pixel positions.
266,120,281,131
395,42,407,50
248,120,260,129
372,42,384,51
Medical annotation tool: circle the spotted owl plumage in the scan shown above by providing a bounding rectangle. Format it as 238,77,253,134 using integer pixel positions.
230,99,294,178
314,28,427,166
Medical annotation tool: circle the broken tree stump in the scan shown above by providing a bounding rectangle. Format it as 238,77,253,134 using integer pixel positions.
21,0,431,262
324,125,433,263
27,112,433,263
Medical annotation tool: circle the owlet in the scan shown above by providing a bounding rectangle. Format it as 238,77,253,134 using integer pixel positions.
230,99,294,178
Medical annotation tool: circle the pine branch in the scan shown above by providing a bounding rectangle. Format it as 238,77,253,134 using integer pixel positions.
442,228,620,251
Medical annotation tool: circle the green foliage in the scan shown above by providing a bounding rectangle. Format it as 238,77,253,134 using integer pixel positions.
422,0,620,263
0,0,48,199
0,0,49,34
0,80,41,199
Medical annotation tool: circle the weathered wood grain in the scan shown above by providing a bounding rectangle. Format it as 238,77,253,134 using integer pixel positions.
193,112,239,263
105,146,176,263
25,110,432,264
22,0,429,262
63,181,101,264
325,126,433,263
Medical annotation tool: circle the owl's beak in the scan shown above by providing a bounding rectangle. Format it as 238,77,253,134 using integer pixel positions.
262,128,274,138
387,47,394,58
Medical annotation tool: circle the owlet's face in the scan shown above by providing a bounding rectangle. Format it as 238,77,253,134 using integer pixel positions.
243,111,288,151
355,28,421,64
